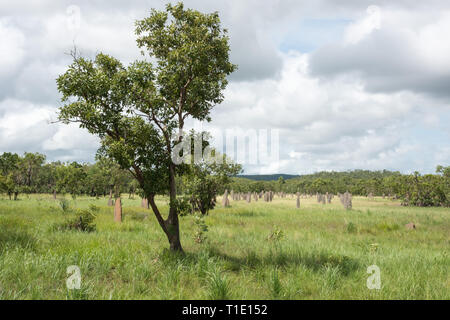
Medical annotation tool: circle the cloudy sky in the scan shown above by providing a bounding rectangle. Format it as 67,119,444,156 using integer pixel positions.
1,0,449,174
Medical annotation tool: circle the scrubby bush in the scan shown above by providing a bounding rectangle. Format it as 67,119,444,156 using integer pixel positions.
376,222,400,232
185,175,219,216
267,226,284,242
53,209,97,232
193,214,208,244
346,222,357,234
88,204,100,213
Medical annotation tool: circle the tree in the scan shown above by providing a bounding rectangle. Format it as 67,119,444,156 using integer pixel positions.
19,152,46,189
277,176,286,192
182,132,241,215
0,153,20,199
84,162,107,197
35,162,59,194
56,2,236,252
0,174,8,196
56,162,87,199
0,174,18,200
95,157,132,198
0,152,20,176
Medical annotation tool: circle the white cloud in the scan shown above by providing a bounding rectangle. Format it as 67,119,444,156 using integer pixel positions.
0,99,98,163
344,5,381,44
42,123,99,156
0,1,448,173
0,19,25,77
202,51,446,174
310,7,450,98
0,99,55,152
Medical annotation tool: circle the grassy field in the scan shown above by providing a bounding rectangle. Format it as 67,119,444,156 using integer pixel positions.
0,194,448,300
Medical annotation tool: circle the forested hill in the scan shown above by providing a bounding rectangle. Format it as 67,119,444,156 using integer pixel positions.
237,174,298,181
238,170,400,181
288,169,401,181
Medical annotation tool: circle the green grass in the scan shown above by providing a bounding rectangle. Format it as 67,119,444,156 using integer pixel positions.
0,194,448,299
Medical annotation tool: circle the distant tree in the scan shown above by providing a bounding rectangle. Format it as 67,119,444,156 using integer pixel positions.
436,165,450,178
56,162,87,199
0,174,8,198
19,152,46,189
182,132,241,215
84,163,108,197
0,174,4,192
35,162,60,194
277,176,285,192
0,153,20,199
95,157,131,198
128,179,140,199
0,152,20,176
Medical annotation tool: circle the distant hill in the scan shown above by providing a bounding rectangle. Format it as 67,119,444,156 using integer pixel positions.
286,169,401,181
237,174,299,181
237,170,401,182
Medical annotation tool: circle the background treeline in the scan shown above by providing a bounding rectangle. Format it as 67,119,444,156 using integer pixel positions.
229,168,450,207
238,174,298,181
0,152,137,199
0,152,448,207
0,151,241,216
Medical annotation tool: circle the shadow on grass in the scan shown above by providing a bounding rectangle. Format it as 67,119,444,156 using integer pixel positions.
156,245,360,277
233,210,265,218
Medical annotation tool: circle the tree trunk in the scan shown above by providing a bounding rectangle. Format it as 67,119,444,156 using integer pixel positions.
166,162,183,252
132,159,183,253
147,193,183,252
14,192,18,200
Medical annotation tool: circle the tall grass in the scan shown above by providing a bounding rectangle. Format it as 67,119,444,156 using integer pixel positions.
0,194,448,299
